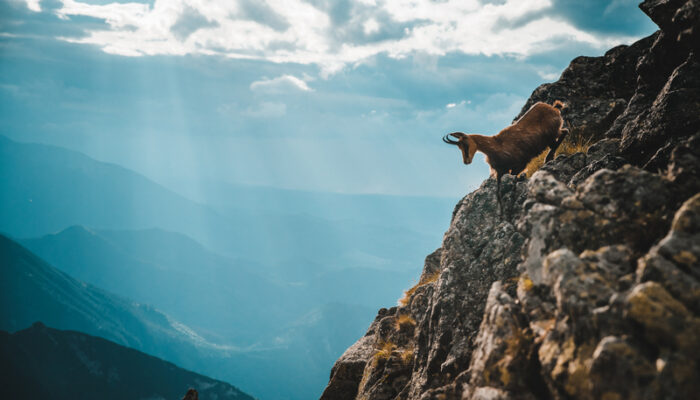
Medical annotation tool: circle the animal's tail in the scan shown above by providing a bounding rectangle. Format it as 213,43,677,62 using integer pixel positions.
552,100,567,110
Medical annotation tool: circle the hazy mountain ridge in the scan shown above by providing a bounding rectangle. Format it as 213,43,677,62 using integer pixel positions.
20,225,288,345
322,1,700,398
1,233,379,399
0,322,253,400
0,234,224,358
0,134,445,270
176,179,456,235
20,225,419,344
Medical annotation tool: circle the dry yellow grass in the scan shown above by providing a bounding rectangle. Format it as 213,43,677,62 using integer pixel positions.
399,271,441,306
399,345,415,365
395,314,416,330
523,130,592,178
373,340,396,363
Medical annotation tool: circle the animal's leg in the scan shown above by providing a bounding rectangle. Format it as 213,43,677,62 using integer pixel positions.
496,174,503,218
544,148,556,163
559,127,569,141
545,128,569,162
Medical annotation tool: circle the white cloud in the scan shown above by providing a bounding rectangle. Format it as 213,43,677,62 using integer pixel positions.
38,0,641,75
23,0,42,12
538,71,560,81
250,75,313,93
363,18,380,35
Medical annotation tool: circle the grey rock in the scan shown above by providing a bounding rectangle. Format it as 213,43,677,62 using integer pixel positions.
673,0,700,51
569,154,627,188
539,152,586,185
637,193,700,313
584,139,620,163
527,171,573,206
461,282,539,400
666,132,700,199
620,52,700,165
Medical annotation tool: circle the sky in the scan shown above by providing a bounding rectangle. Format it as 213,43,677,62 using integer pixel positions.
0,0,657,197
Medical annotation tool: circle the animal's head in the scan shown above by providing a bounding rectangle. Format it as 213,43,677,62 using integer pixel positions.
442,132,477,165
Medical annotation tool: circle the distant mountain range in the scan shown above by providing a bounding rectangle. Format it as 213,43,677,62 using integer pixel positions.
20,225,416,346
0,233,376,399
0,234,220,364
175,178,455,236
0,134,446,270
0,135,233,248
0,322,253,400
20,225,291,345
0,135,450,399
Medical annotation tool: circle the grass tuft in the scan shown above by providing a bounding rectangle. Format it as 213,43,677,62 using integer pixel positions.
373,341,396,364
399,271,440,306
523,129,592,178
395,314,416,330
399,345,414,365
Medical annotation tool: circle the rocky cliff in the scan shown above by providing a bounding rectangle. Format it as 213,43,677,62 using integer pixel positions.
321,1,700,399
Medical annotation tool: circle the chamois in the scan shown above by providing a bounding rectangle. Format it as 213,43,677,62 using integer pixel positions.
442,100,569,217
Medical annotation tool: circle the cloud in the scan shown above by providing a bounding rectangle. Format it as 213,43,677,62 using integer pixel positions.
250,75,313,93
235,0,289,32
25,0,41,12
170,5,218,41
363,18,379,35
11,0,650,75
547,0,657,35
537,70,559,81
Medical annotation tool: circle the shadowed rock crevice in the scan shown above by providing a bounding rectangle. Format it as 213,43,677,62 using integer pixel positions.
321,1,700,399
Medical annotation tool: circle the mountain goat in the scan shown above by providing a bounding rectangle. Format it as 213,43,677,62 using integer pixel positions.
443,101,569,216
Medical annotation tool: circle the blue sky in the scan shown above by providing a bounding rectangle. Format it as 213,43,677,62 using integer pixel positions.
0,0,656,197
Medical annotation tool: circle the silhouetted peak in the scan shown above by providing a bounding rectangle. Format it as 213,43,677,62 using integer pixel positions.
29,321,46,330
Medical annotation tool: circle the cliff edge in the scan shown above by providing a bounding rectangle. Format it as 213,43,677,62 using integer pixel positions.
321,1,700,399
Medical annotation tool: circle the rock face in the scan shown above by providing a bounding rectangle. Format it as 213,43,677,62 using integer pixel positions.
183,389,199,400
321,1,700,399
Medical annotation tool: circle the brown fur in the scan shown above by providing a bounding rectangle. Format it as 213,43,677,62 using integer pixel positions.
443,101,569,216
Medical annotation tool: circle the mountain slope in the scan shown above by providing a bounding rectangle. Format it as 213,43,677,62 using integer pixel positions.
20,226,419,345
0,322,253,400
0,234,220,369
1,232,408,400
213,302,378,400
322,1,700,399
0,135,234,244
19,226,293,345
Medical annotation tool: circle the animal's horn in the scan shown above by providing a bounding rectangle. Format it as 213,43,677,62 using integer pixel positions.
442,134,459,145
